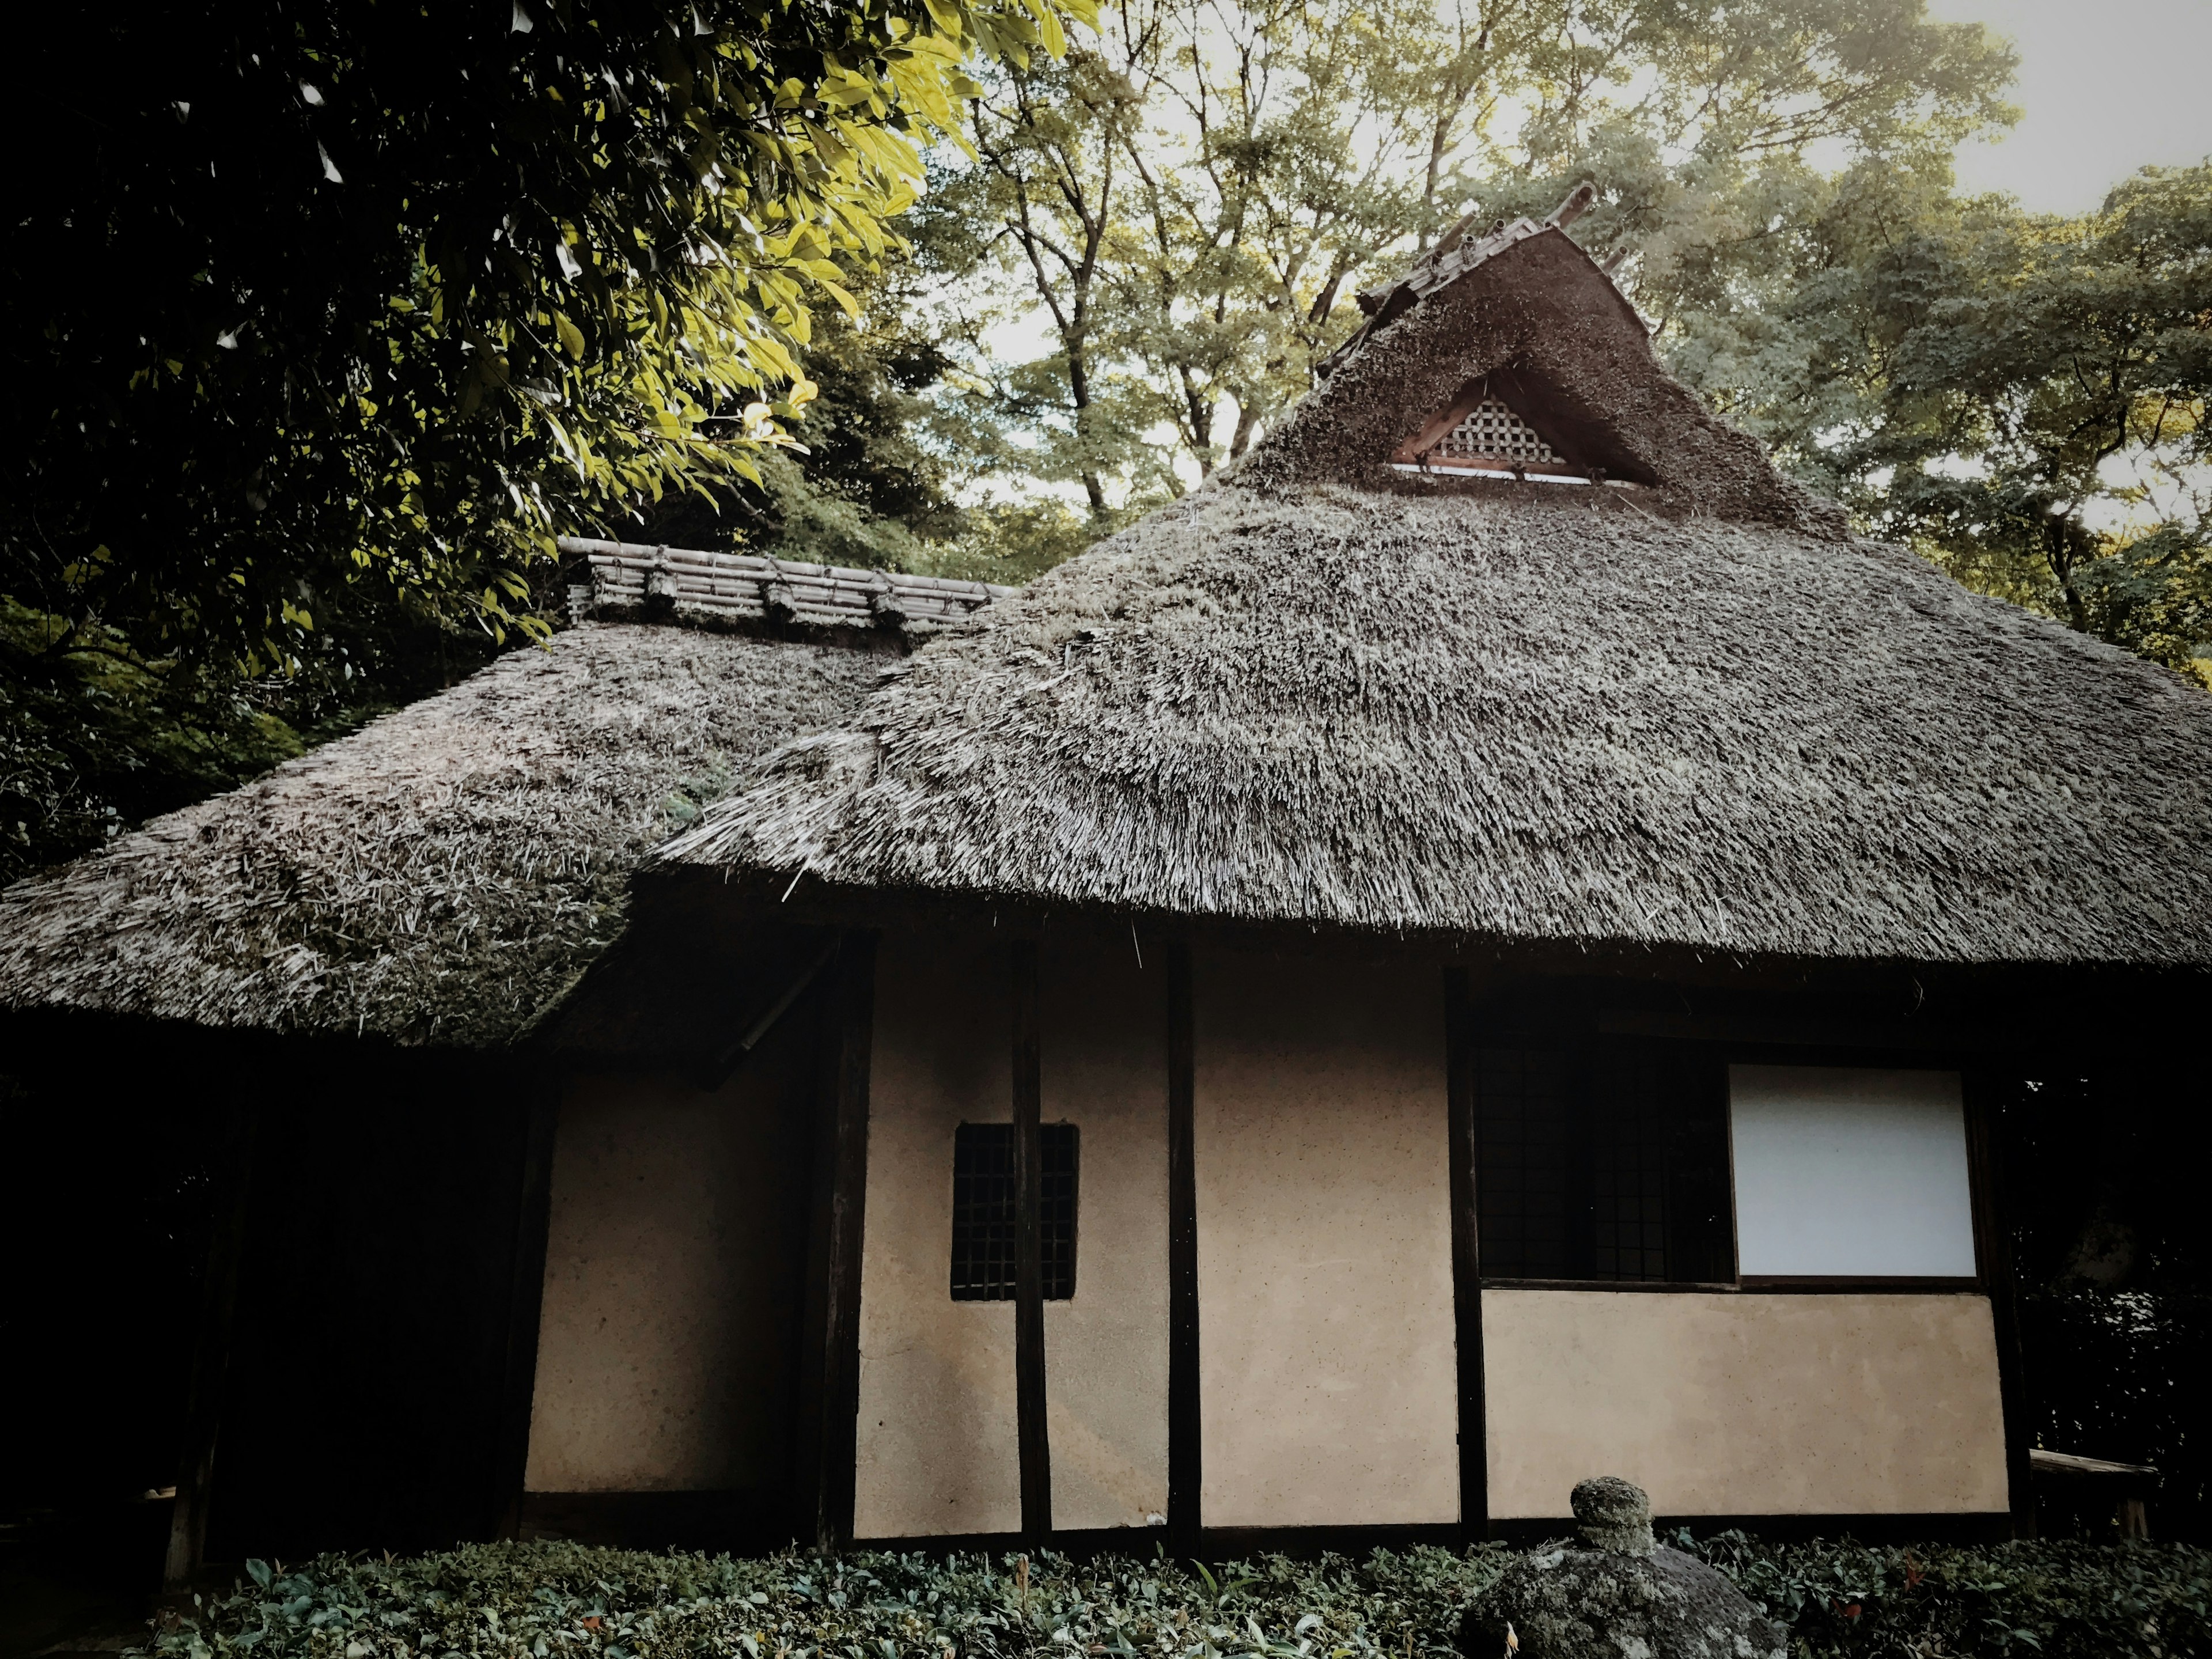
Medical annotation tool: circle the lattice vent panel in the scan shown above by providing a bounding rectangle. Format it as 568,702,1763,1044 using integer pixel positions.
1433,398,1563,467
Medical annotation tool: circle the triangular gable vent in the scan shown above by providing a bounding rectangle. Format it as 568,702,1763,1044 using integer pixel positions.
1388,371,1648,486
1431,397,1563,471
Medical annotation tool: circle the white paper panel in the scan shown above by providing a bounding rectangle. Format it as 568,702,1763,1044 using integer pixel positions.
1728,1066,1978,1278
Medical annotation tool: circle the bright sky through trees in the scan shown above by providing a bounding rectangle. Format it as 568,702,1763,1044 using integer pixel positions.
1930,0,2212,211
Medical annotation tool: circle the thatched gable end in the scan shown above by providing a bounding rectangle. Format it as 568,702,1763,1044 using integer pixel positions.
662,485,2212,968
1248,205,1839,528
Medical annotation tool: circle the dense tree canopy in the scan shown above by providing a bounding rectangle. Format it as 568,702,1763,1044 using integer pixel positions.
8,0,1088,665
1661,162,2212,681
917,0,2016,507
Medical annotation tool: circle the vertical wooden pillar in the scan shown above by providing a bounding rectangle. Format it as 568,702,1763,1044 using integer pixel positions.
794,931,876,1553
1165,940,1200,1558
1442,967,1489,1537
492,1074,562,1540
1010,938,1052,1541
163,1099,257,1592
1964,1069,2036,1539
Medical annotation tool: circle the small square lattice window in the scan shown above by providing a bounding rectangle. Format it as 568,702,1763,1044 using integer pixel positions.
1475,1044,1732,1284
1433,398,1564,468
949,1122,1078,1300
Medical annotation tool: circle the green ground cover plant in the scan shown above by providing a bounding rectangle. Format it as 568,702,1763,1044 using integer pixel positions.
133,1535,2210,1659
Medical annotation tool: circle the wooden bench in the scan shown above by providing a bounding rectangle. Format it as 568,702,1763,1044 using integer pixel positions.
2029,1448,2159,1538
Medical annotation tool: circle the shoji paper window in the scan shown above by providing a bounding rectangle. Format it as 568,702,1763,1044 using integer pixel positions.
1728,1066,1978,1278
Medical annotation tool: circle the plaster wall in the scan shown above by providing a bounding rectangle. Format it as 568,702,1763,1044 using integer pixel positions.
1041,934,1171,1531
524,1040,810,1493
853,929,1173,1537
1483,1289,2010,1517
1192,950,1459,1528
852,930,1021,1537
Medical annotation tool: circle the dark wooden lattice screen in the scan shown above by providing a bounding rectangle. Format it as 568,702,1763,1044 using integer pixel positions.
1433,398,1565,468
1475,1044,1732,1283
950,1122,1078,1300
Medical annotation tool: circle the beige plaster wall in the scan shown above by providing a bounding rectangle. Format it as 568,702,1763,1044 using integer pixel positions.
1193,950,1459,1528
524,1039,809,1493
1483,1289,2010,1517
854,929,1174,1537
852,930,1021,1538
1041,934,1171,1531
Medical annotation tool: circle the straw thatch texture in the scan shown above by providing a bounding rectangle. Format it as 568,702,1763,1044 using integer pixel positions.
1257,223,1845,531
0,624,884,1044
661,479,2212,966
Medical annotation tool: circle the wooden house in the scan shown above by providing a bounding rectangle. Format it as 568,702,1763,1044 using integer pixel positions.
5,188,2210,1573
592,194,2212,1552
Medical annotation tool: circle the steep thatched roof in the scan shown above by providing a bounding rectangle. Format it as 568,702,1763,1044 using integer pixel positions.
661,224,2212,968
0,549,1007,1045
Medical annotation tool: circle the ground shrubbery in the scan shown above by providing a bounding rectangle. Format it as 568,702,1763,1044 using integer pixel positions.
135,1535,2210,1659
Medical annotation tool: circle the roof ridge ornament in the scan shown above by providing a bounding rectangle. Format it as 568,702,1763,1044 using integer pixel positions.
562,538,1020,640
1324,183,1608,381
1545,180,1598,230
645,544,680,608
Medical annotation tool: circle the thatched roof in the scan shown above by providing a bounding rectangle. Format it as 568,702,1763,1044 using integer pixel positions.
0,549,1005,1045
661,222,2212,969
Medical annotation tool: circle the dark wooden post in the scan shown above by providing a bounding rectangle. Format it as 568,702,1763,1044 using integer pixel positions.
492,1075,562,1540
1964,1069,2036,1539
1443,967,1489,1537
1165,940,1200,1558
793,932,877,1553
164,1099,257,1592
1010,938,1052,1540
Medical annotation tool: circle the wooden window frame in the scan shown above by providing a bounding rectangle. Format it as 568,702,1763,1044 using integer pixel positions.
1469,1036,1733,1288
1465,1029,1995,1295
948,1121,1080,1301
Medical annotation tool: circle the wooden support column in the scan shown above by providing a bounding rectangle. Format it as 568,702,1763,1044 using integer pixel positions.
1443,968,1489,1537
164,1099,257,1592
1165,940,1200,1558
492,1074,562,1540
794,932,877,1553
1964,1070,2036,1539
1010,938,1052,1540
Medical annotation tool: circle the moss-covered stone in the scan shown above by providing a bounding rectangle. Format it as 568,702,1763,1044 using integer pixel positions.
1458,1479,1785,1659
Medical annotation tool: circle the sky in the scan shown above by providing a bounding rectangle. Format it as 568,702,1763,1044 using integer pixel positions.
1927,0,2212,213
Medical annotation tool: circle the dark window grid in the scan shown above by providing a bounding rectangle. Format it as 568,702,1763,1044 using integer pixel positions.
1475,1043,1731,1284
1476,1046,1577,1279
1588,1053,1672,1282
949,1123,1078,1301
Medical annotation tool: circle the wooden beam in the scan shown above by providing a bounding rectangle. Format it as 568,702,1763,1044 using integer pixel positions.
696,933,841,1090
1010,938,1052,1540
1165,940,1200,1558
1964,1070,2036,1540
163,1100,256,1592
491,1074,562,1540
794,931,876,1553
1442,969,1488,1537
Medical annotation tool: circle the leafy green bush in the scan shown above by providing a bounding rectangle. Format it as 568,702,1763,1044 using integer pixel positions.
1677,1532,2209,1658
135,1535,2208,1659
